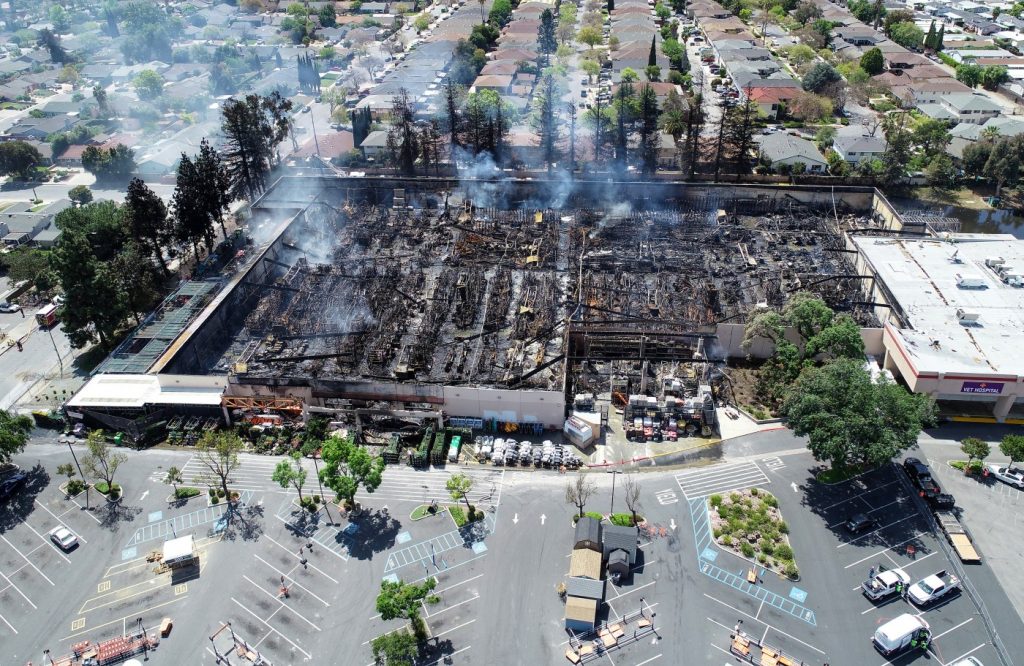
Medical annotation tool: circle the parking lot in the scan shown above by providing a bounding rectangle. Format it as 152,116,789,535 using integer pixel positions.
4,442,1024,665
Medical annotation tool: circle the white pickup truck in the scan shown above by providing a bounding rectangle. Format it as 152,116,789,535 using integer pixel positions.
908,570,960,606
862,568,911,601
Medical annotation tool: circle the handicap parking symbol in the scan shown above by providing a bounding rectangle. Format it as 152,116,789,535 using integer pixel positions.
789,586,808,603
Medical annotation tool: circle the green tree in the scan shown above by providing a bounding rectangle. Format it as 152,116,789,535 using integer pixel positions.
660,88,687,143
960,437,990,465
860,47,884,75
82,431,128,496
319,433,385,508
531,73,561,172
68,185,93,207
925,154,958,191
133,69,165,101
489,0,512,26
881,111,911,183
962,140,994,180
888,22,923,50
192,430,244,500
784,291,834,344
621,67,639,83
805,314,864,360
662,38,683,68
48,5,70,32
6,247,53,293
376,577,437,622
0,140,42,178
956,62,982,88
446,472,474,513
318,4,336,27
1000,434,1024,469
912,118,952,158
125,177,173,276
578,26,602,50
923,20,936,50
92,85,108,114
0,410,33,465
195,139,232,239
645,64,661,82
220,93,292,200
413,13,430,31
272,453,308,501
883,9,915,34
935,23,944,51
580,58,600,83
980,65,1009,91
802,61,841,93
538,8,557,57
386,88,421,175
164,466,183,493
984,135,1023,196
784,359,935,471
371,630,418,666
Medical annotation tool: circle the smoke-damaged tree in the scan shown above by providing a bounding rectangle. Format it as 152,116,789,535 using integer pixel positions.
386,89,421,175
659,89,686,168
532,74,561,172
684,93,706,178
724,94,759,174
220,93,293,200
319,433,385,509
784,359,935,472
462,90,510,164
538,9,557,61
566,102,578,172
444,80,464,161
565,471,596,517
637,84,660,175
710,102,729,181
172,154,218,259
124,177,172,277
613,80,636,172
585,96,615,165
352,107,372,148
38,28,68,63
195,139,233,239
418,119,445,174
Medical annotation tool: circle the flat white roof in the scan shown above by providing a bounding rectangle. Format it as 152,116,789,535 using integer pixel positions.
66,374,226,409
854,234,1024,377
163,534,194,561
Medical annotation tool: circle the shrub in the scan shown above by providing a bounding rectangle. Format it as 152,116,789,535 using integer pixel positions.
211,495,220,504
217,488,226,498
426,595,440,605
763,495,778,508
777,520,789,534
412,615,428,641
611,513,635,527
67,479,86,496
450,505,467,526
584,511,604,522
174,487,201,500
709,494,723,508
312,495,321,504
712,528,722,539
950,460,967,471
759,539,774,555
95,482,120,496
784,561,799,578
730,492,741,503
757,552,767,564
750,487,759,496
775,544,794,560
721,535,733,546
208,487,216,497
741,541,756,557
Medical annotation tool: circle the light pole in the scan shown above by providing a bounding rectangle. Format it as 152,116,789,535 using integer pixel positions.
608,469,621,515
45,324,64,378
66,439,88,509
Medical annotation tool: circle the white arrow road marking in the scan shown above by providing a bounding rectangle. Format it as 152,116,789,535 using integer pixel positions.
512,513,518,524
540,514,547,525
669,518,676,531
791,482,799,492
138,490,149,501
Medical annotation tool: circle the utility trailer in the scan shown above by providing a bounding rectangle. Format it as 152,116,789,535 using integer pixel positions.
934,509,981,563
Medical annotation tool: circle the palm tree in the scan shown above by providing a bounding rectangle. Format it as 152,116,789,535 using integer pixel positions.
981,126,1001,142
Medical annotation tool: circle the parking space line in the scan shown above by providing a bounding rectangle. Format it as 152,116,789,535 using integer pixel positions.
0,569,37,609
20,519,71,564
230,597,312,659
68,495,102,524
252,555,331,607
941,643,986,666
703,594,826,655
931,617,973,641
634,654,662,665
422,646,471,666
837,514,917,548
0,611,16,634
819,481,898,511
432,618,476,639
843,532,927,569
423,593,479,618
0,534,54,585
261,533,339,584
242,575,322,631
61,595,187,641
34,499,89,544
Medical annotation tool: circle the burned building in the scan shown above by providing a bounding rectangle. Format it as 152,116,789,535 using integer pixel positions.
70,177,889,437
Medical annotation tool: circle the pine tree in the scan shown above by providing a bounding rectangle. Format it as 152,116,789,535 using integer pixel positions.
725,94,758,175
566,102,577,173
353,107,372,147
386,88,420,175
123,178,172,276
220,93,293,200
172,155,216,259
532,74,561,172
936,24,944,51
638,84,660,175
444,80,462,161
538,9,557,58
648,36,657,68
195,139,232,240
614,81,635,172
924,21,936,50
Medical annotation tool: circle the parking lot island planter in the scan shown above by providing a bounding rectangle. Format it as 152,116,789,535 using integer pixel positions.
709,488,798,579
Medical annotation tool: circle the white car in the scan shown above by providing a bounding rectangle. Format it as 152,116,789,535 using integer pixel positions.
49,526,78,550
986,464,1024,489
0,302,20,313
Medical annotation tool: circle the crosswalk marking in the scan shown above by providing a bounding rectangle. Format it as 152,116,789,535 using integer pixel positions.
674,462,770,499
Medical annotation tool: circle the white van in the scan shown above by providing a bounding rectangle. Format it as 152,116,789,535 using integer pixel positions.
873,614,930,657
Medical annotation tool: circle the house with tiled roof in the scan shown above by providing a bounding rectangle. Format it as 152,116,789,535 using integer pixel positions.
756,133,827,172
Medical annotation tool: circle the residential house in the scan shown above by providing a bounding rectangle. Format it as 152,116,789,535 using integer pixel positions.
948,47,1016,62
293,131,356,161
755,133,828,172
54,143,91,167
833,134,888,164
471,75,513,94
918,92,1002,125
745,83,803,120
24,140,53,166
4,116,76,141
947,115,1024,158
359,130,390,158
833,26,885,47
658,132,677,168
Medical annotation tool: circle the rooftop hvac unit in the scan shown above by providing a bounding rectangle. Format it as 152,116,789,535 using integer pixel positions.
985,257,1005,269
956,308,980,324
955,274,986,289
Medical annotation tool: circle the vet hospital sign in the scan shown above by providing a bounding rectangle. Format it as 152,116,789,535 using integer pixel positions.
961,381,1004,395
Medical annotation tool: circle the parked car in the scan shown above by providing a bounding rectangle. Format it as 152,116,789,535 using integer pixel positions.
907,570,960,606
845,513,875,533
0,302,21,313
0,471,28,500
49,526,78,550
984,463,1024,488
903,457,930,481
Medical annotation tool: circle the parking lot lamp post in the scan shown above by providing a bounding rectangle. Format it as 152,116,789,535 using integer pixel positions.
66,439,88,509
43,649,54,665
608,469,621,515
